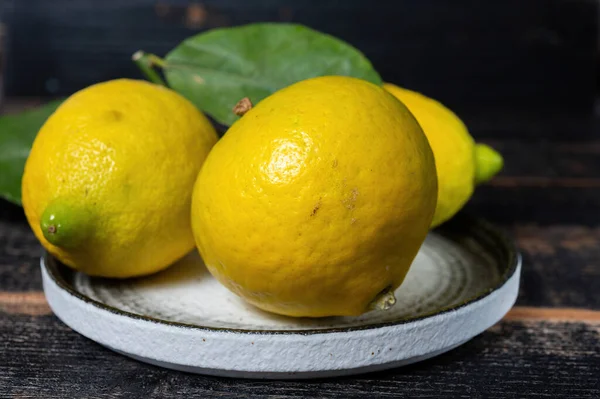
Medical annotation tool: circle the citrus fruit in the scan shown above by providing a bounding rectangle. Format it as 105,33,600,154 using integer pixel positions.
22,79,218,278
191,76,437,317
384,83,503,227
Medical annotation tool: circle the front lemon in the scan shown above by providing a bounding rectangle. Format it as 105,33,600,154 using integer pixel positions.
191,76,437,317
22,79,218,278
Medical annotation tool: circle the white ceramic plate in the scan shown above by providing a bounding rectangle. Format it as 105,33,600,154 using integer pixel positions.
42,215,520,379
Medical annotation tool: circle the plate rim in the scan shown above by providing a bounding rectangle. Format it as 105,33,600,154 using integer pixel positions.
42,213,520,336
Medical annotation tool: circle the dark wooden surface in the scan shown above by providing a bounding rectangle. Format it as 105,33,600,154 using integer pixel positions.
0,100,599,397
0,0,597,123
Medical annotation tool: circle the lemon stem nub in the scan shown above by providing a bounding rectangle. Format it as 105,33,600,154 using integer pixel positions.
47,224,57,235
474,143,504,185
233,97,253,116
369,287,397,311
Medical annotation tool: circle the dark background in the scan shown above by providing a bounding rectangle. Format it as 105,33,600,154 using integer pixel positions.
0,0,598,133
0,0,599,224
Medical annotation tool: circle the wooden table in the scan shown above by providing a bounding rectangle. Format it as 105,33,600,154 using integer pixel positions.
1,101,599,398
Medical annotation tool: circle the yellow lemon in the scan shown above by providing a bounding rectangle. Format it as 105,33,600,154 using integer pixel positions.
191,76,437,317
384,83,503,227
22,79,218,278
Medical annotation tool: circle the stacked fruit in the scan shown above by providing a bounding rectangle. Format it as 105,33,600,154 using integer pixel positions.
11,24,503,318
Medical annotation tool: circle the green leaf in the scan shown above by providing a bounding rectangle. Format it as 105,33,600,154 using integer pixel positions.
163,23,382,126
0,100,63,204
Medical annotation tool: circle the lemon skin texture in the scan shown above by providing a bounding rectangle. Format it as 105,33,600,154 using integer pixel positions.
192,76,437,317
22,79,218,278
384,83,503,228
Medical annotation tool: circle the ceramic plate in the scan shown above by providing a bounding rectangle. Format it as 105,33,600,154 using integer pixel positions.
41,214,520,379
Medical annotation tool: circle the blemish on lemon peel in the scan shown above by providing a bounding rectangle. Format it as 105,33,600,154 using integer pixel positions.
311,199,322,216
342,188,359,210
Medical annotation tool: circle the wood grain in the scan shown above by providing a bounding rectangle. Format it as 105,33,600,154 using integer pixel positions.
0,219,42,292
0,313,598,398
482,139,600,178
2,288,599,323
2,218,600,309
467,185,600,225
514,225,600,308
490,177,600,188
0,291,50,315
465,137,600,223
504,307,600,322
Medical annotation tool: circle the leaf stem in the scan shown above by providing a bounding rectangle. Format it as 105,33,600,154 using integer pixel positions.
132,51,167,86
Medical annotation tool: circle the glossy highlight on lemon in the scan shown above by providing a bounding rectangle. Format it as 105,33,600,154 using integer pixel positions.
192,76,438,318
384,83,503,227
22,79,218,278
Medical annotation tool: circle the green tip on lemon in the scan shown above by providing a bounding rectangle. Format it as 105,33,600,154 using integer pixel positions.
474,143,504,185
40,199,94,249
